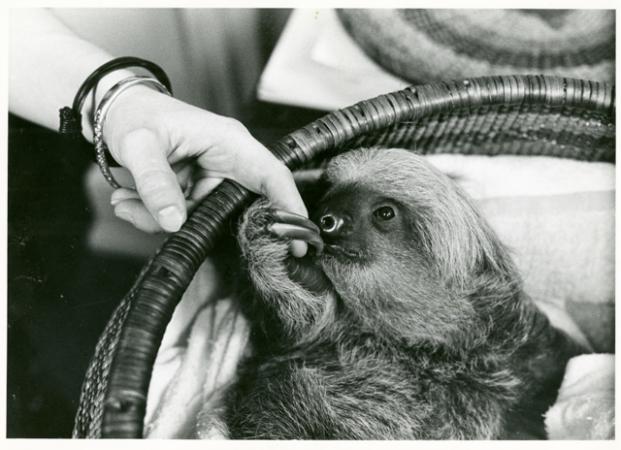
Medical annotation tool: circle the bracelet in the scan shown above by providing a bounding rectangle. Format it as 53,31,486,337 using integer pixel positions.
59,56,172,140
93,76,171,188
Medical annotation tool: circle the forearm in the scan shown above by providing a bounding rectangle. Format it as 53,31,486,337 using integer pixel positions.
9,8,133,141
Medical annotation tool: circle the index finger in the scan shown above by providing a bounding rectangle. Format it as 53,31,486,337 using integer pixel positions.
233,145,309,258
259,161,308,218
234,146,308,218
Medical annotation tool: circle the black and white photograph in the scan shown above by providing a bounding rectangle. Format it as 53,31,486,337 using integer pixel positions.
4,1,617,443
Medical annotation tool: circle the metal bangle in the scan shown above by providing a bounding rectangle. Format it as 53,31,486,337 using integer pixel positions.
93,75,171,188
59,57,172,140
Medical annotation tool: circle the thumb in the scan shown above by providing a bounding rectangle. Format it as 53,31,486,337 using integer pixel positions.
118,129,186,232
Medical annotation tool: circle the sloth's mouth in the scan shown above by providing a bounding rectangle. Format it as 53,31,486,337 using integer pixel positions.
323,243,364,261
285,253,332,294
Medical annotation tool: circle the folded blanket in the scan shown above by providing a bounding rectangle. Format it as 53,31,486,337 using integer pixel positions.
143,259,250,438
545,354,615,439
145,297,249,438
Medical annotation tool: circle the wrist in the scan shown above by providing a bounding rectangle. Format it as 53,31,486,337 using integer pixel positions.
80,68,135,142
101,83,170,163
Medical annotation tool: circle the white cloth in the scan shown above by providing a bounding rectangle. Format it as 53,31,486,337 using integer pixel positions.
545,354,615,439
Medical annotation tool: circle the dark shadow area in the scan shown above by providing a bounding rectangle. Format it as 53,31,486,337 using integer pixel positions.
7,114,145,437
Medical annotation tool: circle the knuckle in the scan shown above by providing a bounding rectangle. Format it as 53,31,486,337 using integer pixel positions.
220,117,247,135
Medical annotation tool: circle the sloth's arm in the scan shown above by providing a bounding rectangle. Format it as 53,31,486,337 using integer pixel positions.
237,200,337,337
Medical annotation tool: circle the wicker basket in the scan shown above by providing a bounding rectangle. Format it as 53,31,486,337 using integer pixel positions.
338,9,615,84
73,75,615,438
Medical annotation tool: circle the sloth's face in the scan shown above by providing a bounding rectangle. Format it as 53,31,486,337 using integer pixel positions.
312,185,415,264
308,182,470,344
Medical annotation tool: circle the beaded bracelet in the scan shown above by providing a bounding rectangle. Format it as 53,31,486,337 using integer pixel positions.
93,76,171,188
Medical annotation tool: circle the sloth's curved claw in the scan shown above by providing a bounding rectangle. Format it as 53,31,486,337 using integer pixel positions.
266,208,324,255
268,209,321,234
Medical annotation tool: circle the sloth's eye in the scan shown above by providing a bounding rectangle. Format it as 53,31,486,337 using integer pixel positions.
373,206,395,221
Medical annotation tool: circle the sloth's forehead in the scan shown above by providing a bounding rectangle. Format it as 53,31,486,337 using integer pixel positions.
326,148,430,182
324,159,452,210
320,183,387,206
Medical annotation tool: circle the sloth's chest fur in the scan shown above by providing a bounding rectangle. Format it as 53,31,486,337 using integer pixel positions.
223,337,531,439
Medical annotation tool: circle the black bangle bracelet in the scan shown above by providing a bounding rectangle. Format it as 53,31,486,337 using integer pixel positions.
58,56,172,144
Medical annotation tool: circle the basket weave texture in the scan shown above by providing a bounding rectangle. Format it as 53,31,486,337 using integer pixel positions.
338,9,615,83
73,75,615,438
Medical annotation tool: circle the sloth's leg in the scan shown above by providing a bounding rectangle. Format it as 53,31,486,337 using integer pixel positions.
238,201,336,336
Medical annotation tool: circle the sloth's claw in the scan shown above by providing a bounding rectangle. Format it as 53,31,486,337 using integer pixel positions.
269,209,321,234
264,208,330,293
266,209,324,255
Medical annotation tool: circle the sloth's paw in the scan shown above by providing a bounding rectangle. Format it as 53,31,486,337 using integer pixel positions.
239,201,324,254
267,208,331,294
239,201,330,294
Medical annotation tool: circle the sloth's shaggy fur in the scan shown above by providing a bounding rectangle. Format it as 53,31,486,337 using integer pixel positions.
221,148,583,439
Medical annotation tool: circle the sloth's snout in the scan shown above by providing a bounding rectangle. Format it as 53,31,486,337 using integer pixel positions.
319,213,351,242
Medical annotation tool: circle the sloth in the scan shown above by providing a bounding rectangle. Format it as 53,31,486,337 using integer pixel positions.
215,148,583,440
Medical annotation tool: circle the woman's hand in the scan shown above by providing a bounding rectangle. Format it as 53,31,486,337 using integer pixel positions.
9,10,307,256
103,85,308,257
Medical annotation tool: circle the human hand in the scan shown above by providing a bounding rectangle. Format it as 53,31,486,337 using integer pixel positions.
102,85,308,257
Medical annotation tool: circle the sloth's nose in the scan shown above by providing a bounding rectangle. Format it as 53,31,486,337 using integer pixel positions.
318,213,350,241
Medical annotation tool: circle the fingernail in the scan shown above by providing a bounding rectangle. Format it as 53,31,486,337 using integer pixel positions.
115,209,134,225
158,205,184,232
